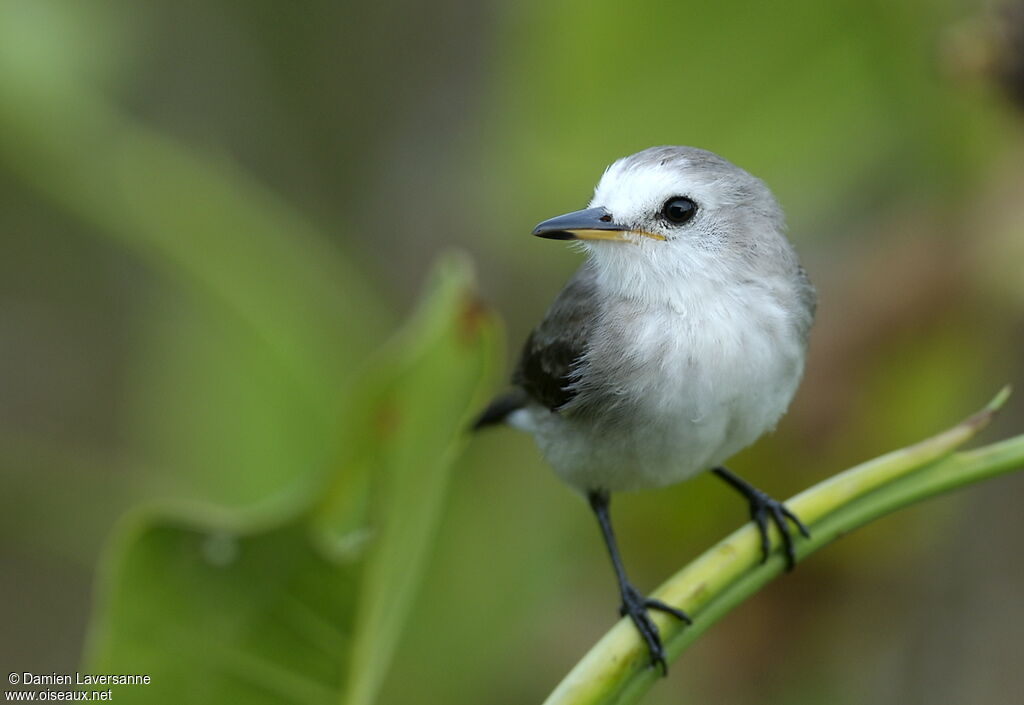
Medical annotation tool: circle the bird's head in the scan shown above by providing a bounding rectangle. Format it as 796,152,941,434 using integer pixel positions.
532,146,795,293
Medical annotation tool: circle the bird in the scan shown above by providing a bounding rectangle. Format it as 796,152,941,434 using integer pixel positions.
474,145,816,673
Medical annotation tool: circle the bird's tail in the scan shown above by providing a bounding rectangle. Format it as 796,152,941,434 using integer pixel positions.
470,389,528,431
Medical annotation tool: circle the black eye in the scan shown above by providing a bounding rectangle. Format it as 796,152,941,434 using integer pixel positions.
662,197,697,224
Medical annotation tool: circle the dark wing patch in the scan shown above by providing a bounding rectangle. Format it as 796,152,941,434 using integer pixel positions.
514,334,580,410
512,264,599,411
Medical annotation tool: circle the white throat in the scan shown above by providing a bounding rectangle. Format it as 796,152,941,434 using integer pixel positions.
583,241,737,314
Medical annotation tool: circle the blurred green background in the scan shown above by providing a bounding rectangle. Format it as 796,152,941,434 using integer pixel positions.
2,0,1024,703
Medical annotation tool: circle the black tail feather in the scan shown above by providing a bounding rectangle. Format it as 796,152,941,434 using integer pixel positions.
471,390,527,431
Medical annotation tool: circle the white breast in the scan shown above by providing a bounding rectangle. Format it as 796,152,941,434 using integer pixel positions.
517,276,806,493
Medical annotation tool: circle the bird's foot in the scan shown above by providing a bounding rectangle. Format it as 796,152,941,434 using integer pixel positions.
618,582,691,675
745,489,810,571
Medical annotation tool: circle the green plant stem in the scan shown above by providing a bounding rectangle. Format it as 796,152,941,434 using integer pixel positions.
544,388,1021,705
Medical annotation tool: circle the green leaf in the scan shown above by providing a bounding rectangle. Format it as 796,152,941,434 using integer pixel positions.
82,254,500,705
337,253,501,705
85,509,358,705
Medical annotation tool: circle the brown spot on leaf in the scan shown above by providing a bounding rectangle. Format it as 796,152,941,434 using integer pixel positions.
456,292,489,345
373,399,401,439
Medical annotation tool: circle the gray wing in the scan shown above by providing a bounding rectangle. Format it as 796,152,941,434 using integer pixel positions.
511,263,598,411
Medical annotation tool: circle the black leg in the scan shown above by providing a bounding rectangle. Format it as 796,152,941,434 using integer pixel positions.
712,467,810,571
588,489,691,675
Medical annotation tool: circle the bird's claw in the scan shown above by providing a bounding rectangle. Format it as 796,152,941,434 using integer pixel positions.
618,584,691,675
748,490,810,571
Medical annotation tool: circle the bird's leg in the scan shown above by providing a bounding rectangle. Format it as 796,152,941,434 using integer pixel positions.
712,466,810,571
587,489,691,675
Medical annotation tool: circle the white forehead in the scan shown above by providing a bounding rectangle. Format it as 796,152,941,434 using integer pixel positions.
588,148,753,221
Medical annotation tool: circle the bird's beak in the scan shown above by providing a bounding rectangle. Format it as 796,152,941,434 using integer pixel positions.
531,207,665,242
